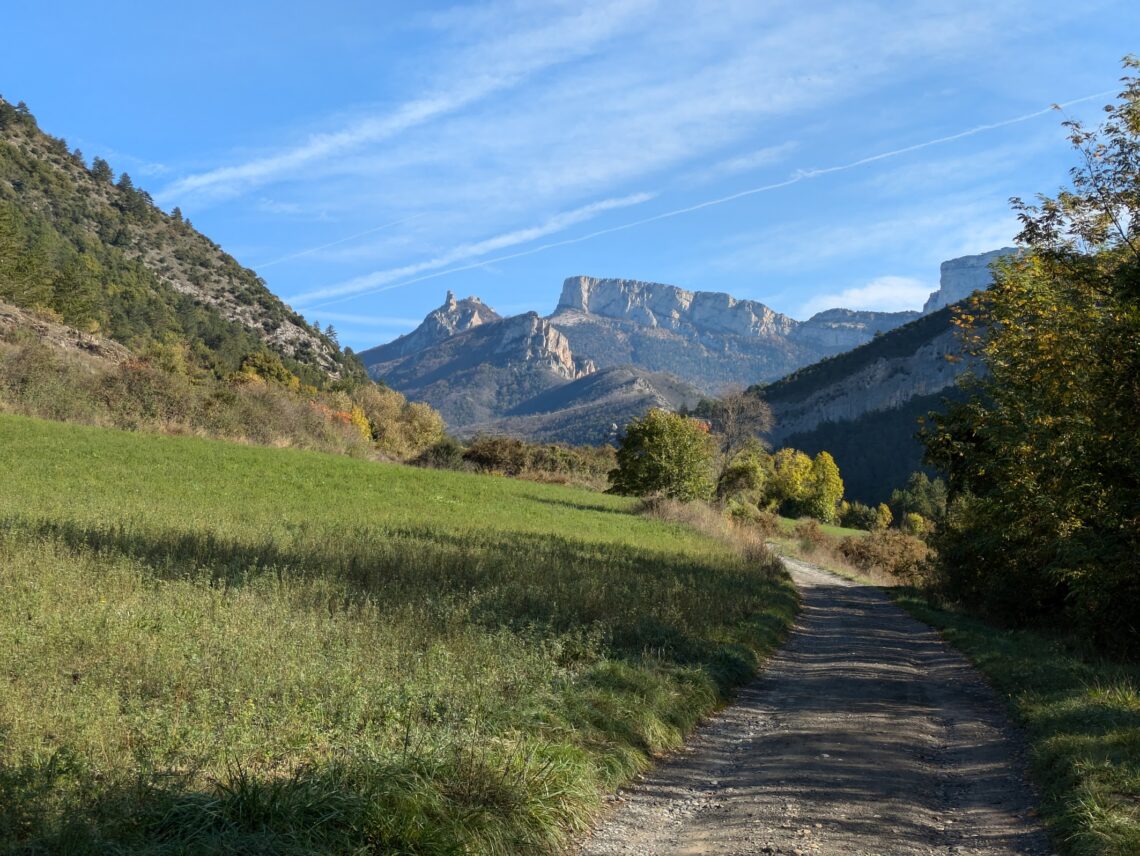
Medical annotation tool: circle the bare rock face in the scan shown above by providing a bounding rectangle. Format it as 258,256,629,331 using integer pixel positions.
767,311,968,443
792,307,921,349
550,276,914,394
922,248,1018,313
362,311,593,429
556,276,797,338
358,291,501,365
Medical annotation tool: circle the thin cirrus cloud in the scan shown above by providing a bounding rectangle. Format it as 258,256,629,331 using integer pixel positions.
155,0,653,205
287,191,655,307
299,89,1105,313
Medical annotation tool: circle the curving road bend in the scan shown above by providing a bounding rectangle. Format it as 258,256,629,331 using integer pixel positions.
580,558,1052,856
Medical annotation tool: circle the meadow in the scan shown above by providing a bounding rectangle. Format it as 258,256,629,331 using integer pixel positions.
0,413,795,854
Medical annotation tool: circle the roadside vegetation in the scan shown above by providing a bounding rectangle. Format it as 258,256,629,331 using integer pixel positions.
0,413,795,854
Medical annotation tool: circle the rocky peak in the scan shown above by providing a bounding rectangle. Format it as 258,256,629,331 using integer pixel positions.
922,248,1018,313
357,291,501,364
555,275,797,338
495,312,594,379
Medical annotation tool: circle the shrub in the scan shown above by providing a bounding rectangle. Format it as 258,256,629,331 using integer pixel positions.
839,501,892,532
839,530,930,583
463,435,530,475
608,409,715,501
793,518,827,552
413,437,467,470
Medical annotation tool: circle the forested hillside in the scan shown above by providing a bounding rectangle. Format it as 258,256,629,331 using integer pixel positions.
0,96,359,387
0,96,458,461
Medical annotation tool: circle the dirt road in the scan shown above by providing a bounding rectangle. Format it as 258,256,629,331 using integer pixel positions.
580,558,1051,855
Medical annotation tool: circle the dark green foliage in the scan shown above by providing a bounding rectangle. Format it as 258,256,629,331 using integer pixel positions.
0,96,365,388
838,501,891,532
89,156,113,183
608,409,716,501
463,435,531,475
889,471,947,522
414,436,468,470
922,60,1140,657
780,389,960,505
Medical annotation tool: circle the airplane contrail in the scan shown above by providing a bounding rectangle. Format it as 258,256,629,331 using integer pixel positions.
253,214,425,269
304,88,1117,312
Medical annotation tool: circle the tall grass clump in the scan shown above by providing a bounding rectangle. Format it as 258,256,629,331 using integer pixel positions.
0,413,795,854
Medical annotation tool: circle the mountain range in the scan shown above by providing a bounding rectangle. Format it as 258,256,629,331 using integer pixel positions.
361,252,1012,451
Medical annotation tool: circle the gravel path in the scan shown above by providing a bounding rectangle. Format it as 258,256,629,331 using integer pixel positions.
579,557,1052,855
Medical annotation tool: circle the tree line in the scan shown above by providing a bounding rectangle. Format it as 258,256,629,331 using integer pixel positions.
922,59,1140,657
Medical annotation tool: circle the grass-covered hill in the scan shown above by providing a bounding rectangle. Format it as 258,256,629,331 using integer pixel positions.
0,413,795,854
0,96,358,387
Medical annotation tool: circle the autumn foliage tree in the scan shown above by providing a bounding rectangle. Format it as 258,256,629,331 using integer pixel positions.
923,58,1140,655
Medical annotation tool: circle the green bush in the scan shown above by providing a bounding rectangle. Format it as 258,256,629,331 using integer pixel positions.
608,409,715,501
839,501,892,532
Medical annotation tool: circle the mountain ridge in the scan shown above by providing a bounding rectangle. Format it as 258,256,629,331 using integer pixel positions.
359,253,1008,445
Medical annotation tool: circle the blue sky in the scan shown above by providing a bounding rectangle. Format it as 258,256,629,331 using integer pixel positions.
3,2,1137,350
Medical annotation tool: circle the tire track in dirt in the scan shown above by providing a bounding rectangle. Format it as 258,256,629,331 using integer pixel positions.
580,558,1051,855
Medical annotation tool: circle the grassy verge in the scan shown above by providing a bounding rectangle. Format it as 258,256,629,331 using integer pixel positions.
895,597,1140,856
774,515,866,540
774,534,1140,856
0,413,796,854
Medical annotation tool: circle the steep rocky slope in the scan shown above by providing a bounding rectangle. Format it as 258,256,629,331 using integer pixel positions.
549,276,917,392
763,306,967,444
358,292,501,365
464,367,704,446
364,310,595,428
0,97,352,383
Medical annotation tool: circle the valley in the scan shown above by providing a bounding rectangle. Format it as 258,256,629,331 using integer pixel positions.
2,34,1138,856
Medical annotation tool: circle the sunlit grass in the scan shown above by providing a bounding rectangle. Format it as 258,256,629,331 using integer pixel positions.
0,413,795,853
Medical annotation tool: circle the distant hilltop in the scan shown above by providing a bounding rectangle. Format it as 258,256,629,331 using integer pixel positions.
922,247,1018,313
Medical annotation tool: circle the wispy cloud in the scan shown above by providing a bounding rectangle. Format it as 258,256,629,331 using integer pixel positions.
298,92,1079,311
692,142,800,183
798,275,934,317
157,0,653,205
290,192,654,306
302,310,421,329
254,214,424,268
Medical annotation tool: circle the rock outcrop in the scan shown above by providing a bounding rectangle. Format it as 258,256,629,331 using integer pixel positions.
791,307,921,349
922,248,1018,313
360,253,1009,447
363,312,594,429
549,276,916,393
765,307,968,444
357,292,501,365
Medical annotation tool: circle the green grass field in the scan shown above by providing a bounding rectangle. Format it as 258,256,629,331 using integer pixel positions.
0,413,796,854
774,515,865,539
